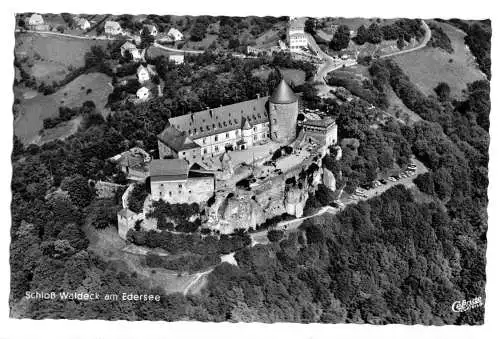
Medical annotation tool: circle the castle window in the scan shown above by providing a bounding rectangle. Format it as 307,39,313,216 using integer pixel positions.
182,152,186,156
253,127,257,132
169,192,172,196
204,149,208,154
206,126,210,130
189,190,192,194
213,124,216,129
215,136,218,142
253,135,257,141
215,146,219,151
178,184,182,189
223,121,227,127
203,138,206,144
200,127,204,132
253,106,256,111
226,132,230,138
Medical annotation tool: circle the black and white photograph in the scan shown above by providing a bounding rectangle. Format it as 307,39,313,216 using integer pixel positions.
2,0,497,337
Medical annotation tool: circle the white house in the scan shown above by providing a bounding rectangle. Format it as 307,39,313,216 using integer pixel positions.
167,28,184,41
289,33,308,51
104,21,122,35
141,24,158,36
169,54,185,65
74,17,91,30
137,65,150,84
28,14,44,26
27,13,49,31
121,42,143,61
136,87,150,101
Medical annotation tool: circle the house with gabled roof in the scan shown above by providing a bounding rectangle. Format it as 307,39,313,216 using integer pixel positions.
149,159,215,204
140,24,158,36
104,21,122,35
167,27,184,41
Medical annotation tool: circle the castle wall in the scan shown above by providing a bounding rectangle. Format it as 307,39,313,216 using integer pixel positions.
151,176,214,204
269,101,299,144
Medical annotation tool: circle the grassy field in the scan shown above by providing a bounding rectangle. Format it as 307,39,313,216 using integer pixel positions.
15,72,112,144
391,20,486,99
15,33,110,83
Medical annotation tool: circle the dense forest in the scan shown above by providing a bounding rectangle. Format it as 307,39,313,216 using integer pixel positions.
11,19,489,324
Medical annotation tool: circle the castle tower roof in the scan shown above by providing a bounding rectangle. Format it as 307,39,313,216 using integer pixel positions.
270,79,297,104
242,117,252,130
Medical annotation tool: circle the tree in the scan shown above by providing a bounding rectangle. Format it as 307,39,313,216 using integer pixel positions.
434,82,451,101
304,18,316,35
267,229,284,242
60,174,94,208
329,25,351,51
397,36,405,50
140,26,155,49
267,68,282,91
366,23,383,44
354,25,367,45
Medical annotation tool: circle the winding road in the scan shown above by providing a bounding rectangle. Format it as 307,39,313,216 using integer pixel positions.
309,19,431,97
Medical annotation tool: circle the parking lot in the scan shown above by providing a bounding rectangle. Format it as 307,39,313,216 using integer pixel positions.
336,158,428,208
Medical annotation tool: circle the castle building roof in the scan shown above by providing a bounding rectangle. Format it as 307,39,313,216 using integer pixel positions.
118,208,136,218
157,125,200,152
302,116,336,128
270,79,298,104
167,96,269,140
149,159,189,181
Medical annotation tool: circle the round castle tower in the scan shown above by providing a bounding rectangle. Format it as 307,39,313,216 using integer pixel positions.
268,79,299,144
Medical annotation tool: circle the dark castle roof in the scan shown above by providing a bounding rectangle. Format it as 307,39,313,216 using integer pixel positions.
149,159,189,181
167,96,269,140
157,125,200,152
270,79,298,104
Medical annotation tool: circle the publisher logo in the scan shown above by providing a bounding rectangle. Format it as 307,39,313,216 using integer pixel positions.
451,296,484,313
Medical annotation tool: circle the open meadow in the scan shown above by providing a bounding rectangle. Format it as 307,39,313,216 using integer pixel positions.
14,72,112,144
391,20,486,99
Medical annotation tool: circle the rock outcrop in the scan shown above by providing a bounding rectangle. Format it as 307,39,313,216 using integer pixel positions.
284,187,309,218
219,194,265,232
323,167,336,192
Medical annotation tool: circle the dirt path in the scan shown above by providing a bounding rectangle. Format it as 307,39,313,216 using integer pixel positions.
183,269,213,295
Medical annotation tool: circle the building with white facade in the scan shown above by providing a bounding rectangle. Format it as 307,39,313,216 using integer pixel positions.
167,27,184,41
136,87,150,101
169,54,185,64
137,65,154,84
74,17,91,30
289,33,308,51
104,21,122,35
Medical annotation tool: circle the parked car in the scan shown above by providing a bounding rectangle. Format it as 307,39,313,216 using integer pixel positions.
388,177,397,182
380,179,387,184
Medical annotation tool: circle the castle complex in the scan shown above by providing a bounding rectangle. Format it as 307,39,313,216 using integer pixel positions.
157,79,299,165
117,79,339,239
